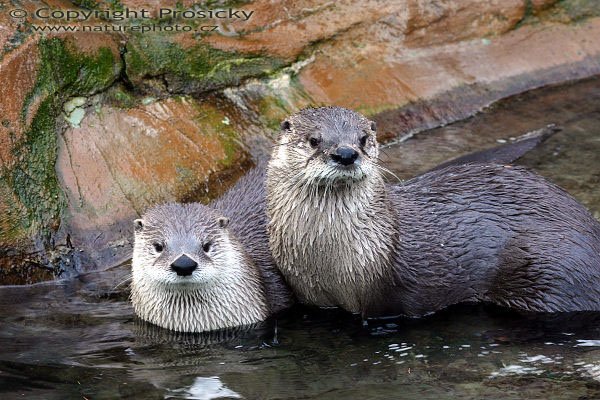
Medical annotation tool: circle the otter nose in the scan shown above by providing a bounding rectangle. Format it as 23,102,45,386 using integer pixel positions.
170,254,198,276
331,146,359,166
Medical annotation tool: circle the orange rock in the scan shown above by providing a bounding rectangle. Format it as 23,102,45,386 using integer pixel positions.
59,31,122,56
299,17,600,120
530,0,559,13
404,0,526,47
204,0,403,60
0,37,40,168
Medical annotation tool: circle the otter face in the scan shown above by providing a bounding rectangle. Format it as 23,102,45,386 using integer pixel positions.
131,202,269,332
132,203,240,288
276,107,379,183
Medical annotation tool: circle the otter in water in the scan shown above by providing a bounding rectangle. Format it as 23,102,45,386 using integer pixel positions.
131,116,560,332
131,203,270,332
131,168,293,332
266,106,600,317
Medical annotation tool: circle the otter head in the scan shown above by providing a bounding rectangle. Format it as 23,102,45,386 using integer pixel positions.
131,203,268,332
274,107,379,184
132,203,236,286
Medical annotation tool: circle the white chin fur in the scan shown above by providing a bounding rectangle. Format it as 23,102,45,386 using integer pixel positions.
303,161,369,183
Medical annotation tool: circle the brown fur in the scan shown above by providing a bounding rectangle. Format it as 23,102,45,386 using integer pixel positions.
267,107,600,317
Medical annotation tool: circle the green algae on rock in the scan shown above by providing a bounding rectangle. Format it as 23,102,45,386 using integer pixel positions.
124,33,285,94
0,36,122,282
13,37,120,235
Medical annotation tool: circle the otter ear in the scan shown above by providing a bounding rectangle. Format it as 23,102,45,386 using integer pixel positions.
217,217,230,229
134,219,144,233
281,120,291,131
370,121,377,132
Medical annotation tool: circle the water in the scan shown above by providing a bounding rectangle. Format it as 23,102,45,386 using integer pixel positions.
2,77,600,399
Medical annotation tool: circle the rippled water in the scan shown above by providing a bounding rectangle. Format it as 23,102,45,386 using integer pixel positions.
2,77,600,399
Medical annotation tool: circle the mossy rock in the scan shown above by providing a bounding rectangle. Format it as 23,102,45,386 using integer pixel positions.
1,37,121,250
125,33,285,94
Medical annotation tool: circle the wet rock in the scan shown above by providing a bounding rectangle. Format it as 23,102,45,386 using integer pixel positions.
2,0,600,283
300,17,600,139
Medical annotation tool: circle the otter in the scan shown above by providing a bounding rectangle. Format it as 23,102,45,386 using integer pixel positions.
266,107,600,318
130,116,559,332
131,203,270,332
131,168,293,332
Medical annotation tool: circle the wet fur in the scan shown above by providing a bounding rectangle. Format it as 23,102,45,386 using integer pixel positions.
212,165,294,314
132,166,294,332
267,107,600,317
131,203,270,332
382,164,600,316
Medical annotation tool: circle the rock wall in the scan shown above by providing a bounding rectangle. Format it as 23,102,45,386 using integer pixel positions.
1,0,599,283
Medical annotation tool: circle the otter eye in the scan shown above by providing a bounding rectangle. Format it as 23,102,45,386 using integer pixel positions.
370,122,377,131
203,242,212,253
153,243,164,253
309,137,321,148
360,135,369,147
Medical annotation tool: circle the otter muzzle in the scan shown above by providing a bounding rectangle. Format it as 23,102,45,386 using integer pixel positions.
170,254,198,276
331,146,359,166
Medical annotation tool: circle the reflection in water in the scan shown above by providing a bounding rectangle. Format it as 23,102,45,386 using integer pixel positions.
1,77,600,399
166,377,242,400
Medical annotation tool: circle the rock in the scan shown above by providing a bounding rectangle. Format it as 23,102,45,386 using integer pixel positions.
530,0,559,13
0,38,41,167
403,0,526,47
0,33,122,281
298,17,600,139
124,33,285,95
204,0,404,60
2,0,600,283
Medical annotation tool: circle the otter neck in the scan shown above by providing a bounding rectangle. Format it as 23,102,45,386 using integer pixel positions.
131,261,269,332
267,165,397,313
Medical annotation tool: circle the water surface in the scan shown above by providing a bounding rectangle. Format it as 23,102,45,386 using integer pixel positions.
2,77,600,399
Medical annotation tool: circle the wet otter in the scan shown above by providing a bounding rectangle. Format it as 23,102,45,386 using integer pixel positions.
131,118,560,332
131,168,293,332
131,203,268,332
266,107,600,317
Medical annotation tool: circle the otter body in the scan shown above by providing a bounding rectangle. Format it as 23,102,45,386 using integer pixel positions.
378,164,600,316
267,107,600,317
130,107,564,331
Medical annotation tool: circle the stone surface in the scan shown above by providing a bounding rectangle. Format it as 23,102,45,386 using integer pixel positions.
0,37,40,167
403,0,526,47
299,17,600,138
2,0,600,283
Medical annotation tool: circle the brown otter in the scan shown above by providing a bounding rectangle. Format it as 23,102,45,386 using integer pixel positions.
266,106,600,317
131,167,293,332
131,119,560,332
